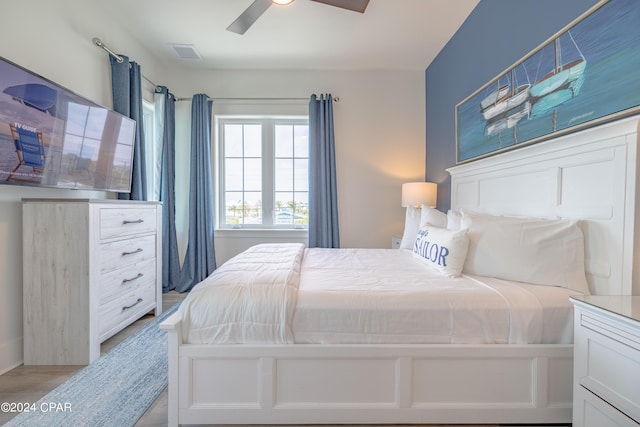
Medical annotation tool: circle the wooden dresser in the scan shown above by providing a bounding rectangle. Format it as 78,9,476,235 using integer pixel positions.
22,199,162,365
571,296,640,426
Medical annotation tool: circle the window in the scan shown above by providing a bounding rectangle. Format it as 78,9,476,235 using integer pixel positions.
219,117,309,229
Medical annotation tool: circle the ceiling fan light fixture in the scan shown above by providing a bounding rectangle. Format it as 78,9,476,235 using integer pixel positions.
272,0,294,5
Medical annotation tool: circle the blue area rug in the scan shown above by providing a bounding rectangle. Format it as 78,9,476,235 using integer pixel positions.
5,303,180,427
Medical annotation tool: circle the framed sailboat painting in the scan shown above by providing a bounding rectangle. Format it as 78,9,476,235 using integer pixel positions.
456,0,640,163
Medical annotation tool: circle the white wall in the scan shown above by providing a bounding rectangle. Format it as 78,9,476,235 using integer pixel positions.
0,1,425,373
0,0,164,373
166,68,426,263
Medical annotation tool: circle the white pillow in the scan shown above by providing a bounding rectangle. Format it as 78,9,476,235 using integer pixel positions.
447,209,462,230
460,210,590,294
413,224,469,277
420,206,448,228
399,206,421,249
400,206,447,249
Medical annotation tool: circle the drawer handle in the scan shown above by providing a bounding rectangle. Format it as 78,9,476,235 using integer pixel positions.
123,219,144,224
122,298,143,312
122,248,143,256
122,273,144,284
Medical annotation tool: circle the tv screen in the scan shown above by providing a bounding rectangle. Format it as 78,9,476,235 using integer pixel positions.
0,56,135,192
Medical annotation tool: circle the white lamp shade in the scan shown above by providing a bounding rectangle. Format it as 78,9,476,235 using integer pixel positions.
401,182,437,208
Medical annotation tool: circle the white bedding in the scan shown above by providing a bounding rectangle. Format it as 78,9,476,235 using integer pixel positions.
294,248,579,344
179,244,581,345
178,243,304,344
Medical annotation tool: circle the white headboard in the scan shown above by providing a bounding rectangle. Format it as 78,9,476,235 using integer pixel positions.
447,116,640,296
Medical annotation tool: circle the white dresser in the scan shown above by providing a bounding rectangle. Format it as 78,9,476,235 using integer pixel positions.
22,199,162,365
571,296,640,426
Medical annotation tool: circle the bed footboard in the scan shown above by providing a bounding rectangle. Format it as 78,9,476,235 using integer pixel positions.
160,317,573,427
159,313,182,427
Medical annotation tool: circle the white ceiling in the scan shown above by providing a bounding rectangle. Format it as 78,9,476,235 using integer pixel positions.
96,0,479,71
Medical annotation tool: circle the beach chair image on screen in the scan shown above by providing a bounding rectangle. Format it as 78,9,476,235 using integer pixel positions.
7,124,45,181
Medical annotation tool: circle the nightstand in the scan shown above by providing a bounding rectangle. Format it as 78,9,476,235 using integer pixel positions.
570,296,640,426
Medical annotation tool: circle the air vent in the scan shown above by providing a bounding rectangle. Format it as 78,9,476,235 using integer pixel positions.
168,44,202,60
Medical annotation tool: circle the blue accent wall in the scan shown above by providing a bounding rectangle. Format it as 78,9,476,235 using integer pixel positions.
425,0,601,211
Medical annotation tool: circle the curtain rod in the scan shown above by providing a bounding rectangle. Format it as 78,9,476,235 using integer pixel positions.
93,37,123,63
142,75,159,89
93,37,159,88
93,38,339,103
175,96,340,102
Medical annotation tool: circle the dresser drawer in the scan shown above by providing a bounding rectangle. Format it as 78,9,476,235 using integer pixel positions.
99,235,156,274
99,207,157,240
99,258,156,304
576,312,640,422
574,386,639,427
99,285,156,339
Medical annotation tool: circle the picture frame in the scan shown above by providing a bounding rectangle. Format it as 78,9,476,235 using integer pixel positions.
456,0,640,164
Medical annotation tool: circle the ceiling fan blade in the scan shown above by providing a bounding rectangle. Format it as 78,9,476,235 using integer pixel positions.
227,0,272,34
310,0,370,13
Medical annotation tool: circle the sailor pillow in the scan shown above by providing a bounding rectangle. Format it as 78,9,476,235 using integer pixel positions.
413,224,469,277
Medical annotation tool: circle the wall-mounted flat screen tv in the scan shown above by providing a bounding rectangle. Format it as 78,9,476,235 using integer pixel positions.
0,56,135,192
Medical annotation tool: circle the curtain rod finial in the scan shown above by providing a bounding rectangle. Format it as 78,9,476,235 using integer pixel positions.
93,37,124,63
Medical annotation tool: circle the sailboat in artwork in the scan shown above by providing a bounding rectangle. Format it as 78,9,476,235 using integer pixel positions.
480,83,510,111
530,30,586,117
478,29,587,138
482,64,532,137
481,77,530,121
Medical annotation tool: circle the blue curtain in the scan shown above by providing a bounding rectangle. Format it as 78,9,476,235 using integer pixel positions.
156,86,181,293
308,94,340,248
109,55,147,200
177,94,216,292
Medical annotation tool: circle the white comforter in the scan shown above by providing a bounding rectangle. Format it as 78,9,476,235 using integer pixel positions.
179,244,580,345
294,248,578,344
178,243,305,344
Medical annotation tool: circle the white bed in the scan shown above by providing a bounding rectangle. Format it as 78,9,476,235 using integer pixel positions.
180,244,579,346
161,115,640,426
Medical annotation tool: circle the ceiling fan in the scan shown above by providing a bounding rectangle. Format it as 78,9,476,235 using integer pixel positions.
227,0,370,35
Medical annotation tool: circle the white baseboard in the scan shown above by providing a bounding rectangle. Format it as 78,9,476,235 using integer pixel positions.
0,336,23,375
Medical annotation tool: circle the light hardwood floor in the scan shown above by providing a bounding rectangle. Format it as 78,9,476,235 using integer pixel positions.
0,291,185,426
0,291,569,427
